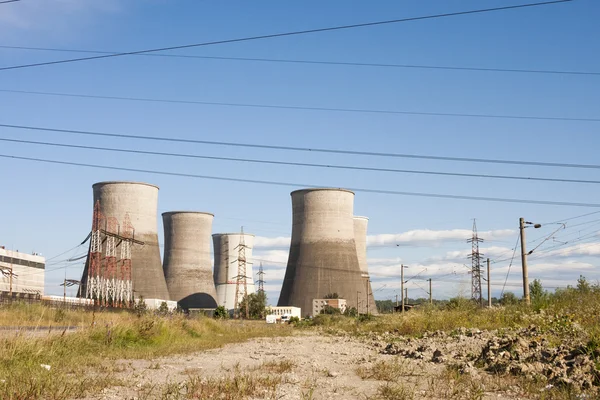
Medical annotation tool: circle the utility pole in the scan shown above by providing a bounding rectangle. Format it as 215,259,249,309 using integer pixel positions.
9,253,13,297
519,217,530,305
357,291,360,314
401,264,405,313
487,258,491,307
365,279,370,315
395,294,398,311
428,278,432,304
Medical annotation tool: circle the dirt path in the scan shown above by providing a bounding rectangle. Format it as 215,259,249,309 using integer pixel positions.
92,332,521,400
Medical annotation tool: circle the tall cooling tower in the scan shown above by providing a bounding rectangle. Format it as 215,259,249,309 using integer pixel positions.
80,181,169,300
354,216,378,315
278,188,364,316
213,233,255,311
162,212,217,309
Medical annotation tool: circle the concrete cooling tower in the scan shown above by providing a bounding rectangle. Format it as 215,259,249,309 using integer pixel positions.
354,216,378,315
80,181,169,301
278,188,364,316
213,233,255,311
162,212,217,309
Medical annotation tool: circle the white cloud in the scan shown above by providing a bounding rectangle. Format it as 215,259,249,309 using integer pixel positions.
254,236,290,249
367,229,515,247
251,250,288,268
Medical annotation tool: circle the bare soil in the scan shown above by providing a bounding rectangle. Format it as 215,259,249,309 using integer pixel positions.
89,332,529,400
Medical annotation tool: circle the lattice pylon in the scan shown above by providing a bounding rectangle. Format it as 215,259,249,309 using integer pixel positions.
118,213,134,308
233,228,249,319
104,217,119,307
468,219,484,306
86,201,104,305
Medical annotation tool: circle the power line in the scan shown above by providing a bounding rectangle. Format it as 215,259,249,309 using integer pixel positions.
4,136,600,185
2,44,597,77
2,152,600,208
0,1,572,72
500,234,520,296
1,89,598,123
0,0,20,4
2,122,600,171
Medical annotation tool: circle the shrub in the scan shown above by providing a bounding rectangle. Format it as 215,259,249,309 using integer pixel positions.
214,305,228,319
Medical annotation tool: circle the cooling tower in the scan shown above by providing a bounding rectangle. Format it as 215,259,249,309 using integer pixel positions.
213,233,255,311
162,212,217,309
79,181,169,300
354,216,378,315
278,188,364,316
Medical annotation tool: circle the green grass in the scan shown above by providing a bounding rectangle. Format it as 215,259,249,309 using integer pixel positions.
0,305,291,399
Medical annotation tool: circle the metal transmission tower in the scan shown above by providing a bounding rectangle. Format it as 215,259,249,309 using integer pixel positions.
467,220,484,306
233,228,250,319
103,217,119,307
119,213,134,308
257,263,265,294
86,201,104,305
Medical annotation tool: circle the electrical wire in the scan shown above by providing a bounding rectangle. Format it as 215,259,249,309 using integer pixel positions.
2,89,598,122
0,1,572,72
2,44,597,77
4,136,600,185
2,122,600,170
3,153,600,208
0,0,19,4
500,234,520,296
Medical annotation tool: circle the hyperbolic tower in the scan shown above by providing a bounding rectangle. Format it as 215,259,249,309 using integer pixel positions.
80,181,169,301
162,212,217,309
354,216,378,315
213,233,255,312
468,219,484,305
278,188,364,316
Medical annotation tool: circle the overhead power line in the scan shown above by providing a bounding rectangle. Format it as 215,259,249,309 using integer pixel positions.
1,89,598,122
1,45,597,77
0,0,572,72
2,153,600,208
2,122,600,170
3,136,600,185
0,0,20,4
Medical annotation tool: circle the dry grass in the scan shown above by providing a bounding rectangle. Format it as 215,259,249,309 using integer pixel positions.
373,383,415,400
255,359,296,374
0,304,291,399
356,358,421,381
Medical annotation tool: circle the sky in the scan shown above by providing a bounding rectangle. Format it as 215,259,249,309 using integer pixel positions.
0,0,599,305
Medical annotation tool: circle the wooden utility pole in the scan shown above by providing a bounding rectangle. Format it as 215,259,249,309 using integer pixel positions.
405,288,408,305
519,218,530,305
487,258,491,307
365,280,369,315
401,264,405,313
428,278,432,304
395,294,398,312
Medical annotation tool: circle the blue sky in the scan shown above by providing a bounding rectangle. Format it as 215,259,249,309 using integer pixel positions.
0,0,598,304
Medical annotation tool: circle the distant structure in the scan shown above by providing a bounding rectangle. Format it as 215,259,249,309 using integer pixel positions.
162,212,218,309
468,219,484,305
213,233,255,312
257,263,265,294
0,247,45,299
313,298,347,315
79,181,169,302
354,216,378,315
278,188,364,316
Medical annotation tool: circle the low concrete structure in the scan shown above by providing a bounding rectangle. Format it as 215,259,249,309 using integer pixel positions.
0,247,45,297
267,306,302,319
313,298,347,315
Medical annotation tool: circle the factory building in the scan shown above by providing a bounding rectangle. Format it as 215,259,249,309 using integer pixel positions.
162,211,218,309
79,181,169,302
0,247,45,298
278,188,365,316
354,216,378,315
312,298,347,315
213,233,255,312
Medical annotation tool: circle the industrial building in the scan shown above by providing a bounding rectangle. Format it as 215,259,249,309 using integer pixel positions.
0,247,45,298
79,181,170,302
267,306,302,319
278,188,365,316
162,211,218,309
213,233,255,311
312,298,347,315
354,216,378,315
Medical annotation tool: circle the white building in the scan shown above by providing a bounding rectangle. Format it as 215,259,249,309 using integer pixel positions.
0,247,45,297
267,306,302,319
312,299,347,316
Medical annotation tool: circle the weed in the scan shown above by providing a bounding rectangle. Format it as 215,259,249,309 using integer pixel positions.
256,359,295,374
375,383,415,400
356,358,417,381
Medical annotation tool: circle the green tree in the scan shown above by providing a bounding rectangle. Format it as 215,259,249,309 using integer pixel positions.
343,307,358,317
239,291,267,319
499,291,519,306
529,279,546,301
157,301,169,316
214,305,229,319
320,305,342,315
577,275,591,293
324,293,339,299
